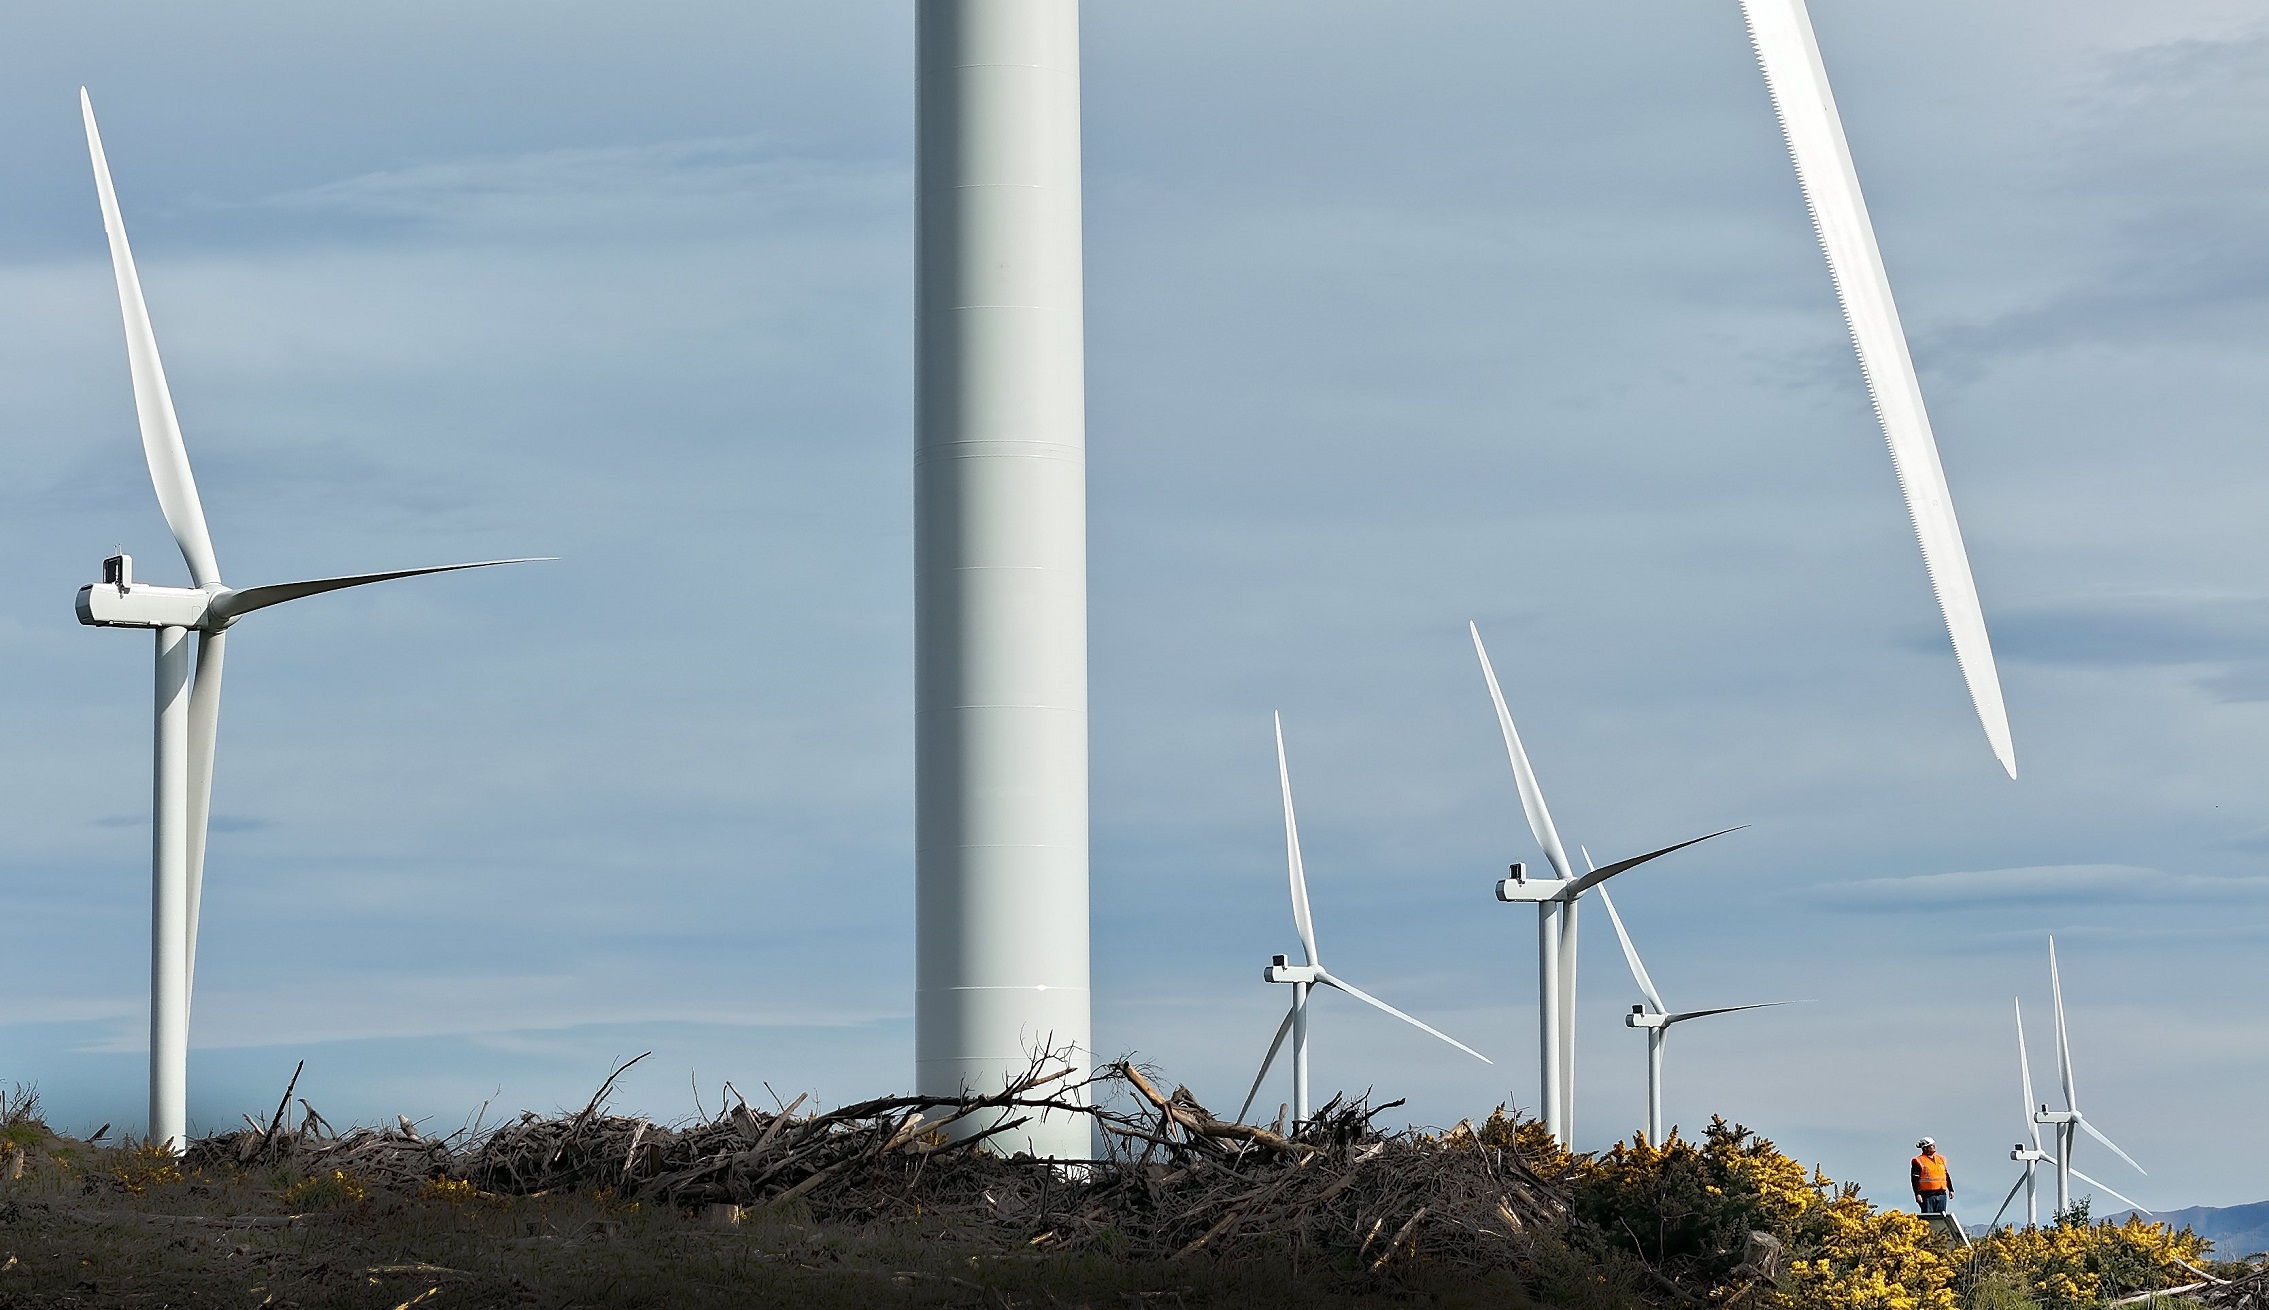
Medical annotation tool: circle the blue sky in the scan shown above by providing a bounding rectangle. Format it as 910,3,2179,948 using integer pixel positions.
3,1,2267,1215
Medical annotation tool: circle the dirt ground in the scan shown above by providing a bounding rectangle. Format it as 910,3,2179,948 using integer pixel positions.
0,1156,1549,1310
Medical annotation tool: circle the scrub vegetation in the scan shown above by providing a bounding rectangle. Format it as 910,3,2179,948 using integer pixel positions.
0,1072,2253,1308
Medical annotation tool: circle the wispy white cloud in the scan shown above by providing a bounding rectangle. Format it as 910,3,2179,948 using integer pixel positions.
56,971,908,1056
1,994,141,1026
235,138,904,245
1812,864,2269,912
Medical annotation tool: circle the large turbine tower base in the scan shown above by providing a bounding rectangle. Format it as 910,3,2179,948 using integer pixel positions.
913,0,1093,1158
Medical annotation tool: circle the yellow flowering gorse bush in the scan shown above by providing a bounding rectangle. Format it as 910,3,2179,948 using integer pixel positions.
419,1175,481,1203
1781,1190,1957,1310
1525,1116,2208,1309
107,1143,186,1195
1966,1209,2210,1309
280,1168,368,1209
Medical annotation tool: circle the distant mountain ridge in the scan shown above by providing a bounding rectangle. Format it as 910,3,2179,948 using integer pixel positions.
2109,1202,2269,1260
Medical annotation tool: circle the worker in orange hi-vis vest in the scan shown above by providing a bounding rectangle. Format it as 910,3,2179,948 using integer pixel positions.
1911,1137,1955,1214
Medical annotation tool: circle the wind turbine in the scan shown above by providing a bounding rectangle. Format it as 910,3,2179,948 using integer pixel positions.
1595,882,1795,1144
1469,622,1737,1145
1236,715,1490,1126
1736,0,2016,779
2027,938,2148,1219
75,91,542,1152
1987,996,2146,1230
1997,998,2054,1229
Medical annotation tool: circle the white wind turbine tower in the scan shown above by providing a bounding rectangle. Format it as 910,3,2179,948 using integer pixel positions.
1236,715,1491,1126
1595,882,1796,1144
2029,939,2149,1219
1737,0,2016,778
74,92,541,1152
913,0,1093,1157
1469,623,1736,1145
1988,997,2146,1230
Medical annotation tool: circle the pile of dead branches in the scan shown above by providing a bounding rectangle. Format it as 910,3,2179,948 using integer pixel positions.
2186,1262,2269,1309
457,1055,1111,1209
1043,1065,1564,1269
183,1061,451,1188
182,1055,1567,1279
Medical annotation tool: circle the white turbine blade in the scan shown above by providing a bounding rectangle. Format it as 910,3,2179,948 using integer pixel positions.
1662,1001,1802,1027
2015,997,2042,1150
1468,622,1573,881
2068,1166,2150,1215
2049,937,2076,1111
183,629,225,1010
1273,714,1319,968
2078,1119,2147,1177
1986,1169,2030,1231
1236,1008,1297,1124
1315,970,1491,1065
1595,884,1667,1013
208,558,552,624
1564,828,1743,900
82,90,222,590
1736,0,2015,778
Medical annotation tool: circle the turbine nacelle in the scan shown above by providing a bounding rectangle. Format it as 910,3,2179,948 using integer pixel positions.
1493,858,1579,903
1625,1005,1669,1031
77,555,210,628
1264,958,1322,986
1495,869,1563,903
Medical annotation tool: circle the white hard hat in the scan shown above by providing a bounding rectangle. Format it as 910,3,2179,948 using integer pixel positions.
1917,1137,1936,1148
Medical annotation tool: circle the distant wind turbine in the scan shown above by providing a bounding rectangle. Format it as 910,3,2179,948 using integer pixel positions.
1236,715,1490,1126
1469,622,1738,1144
1996,998,2055,1229
1595,881,1797,1143
74,90,544,1151
1988,996,2145,1229
2026,939,2148,1219
1737,0,2016,778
